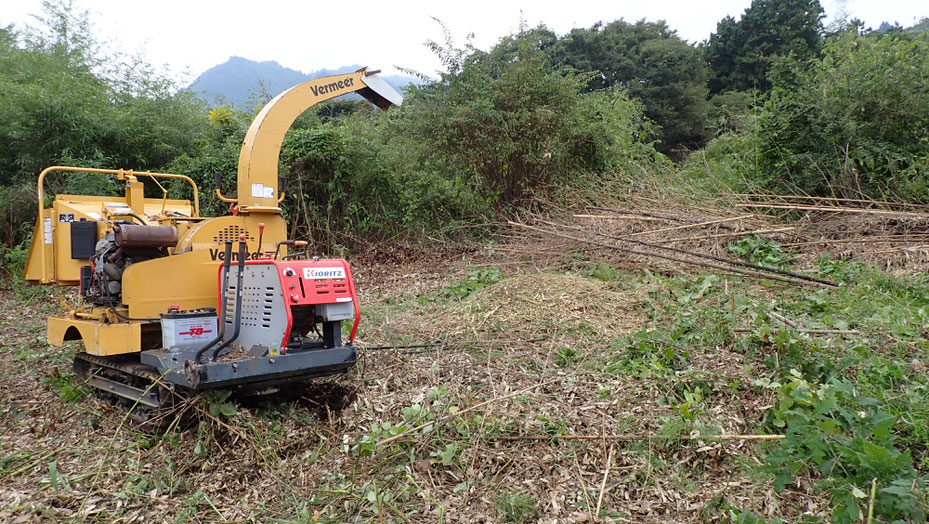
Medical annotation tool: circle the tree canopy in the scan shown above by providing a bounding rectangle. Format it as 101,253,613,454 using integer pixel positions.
552,20,709,153
706,0,825,94
0,1,209,245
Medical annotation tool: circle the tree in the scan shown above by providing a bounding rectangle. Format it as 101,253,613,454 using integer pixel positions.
706,0,825,94
395,27,659,205
0,0,209,246
552,20,709,154
754,28,929,201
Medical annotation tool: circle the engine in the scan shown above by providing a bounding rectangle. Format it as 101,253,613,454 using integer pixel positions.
81,224,178,305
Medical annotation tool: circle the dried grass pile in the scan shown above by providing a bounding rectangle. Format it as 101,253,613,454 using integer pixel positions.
437,273,644,346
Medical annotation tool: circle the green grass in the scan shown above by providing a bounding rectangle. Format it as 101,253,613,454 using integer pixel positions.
494,492,541,523
347,252,929,521
599,254,929,522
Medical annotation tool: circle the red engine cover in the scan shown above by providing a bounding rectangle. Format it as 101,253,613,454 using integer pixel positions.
217,258,360,349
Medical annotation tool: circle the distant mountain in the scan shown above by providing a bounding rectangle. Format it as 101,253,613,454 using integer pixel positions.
875,19,929,34
188,56,419,108
910,18,929,32
876,21,897,33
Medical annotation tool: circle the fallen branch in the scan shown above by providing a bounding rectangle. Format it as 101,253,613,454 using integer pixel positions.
768,311,799,329
737,203,929,219
783,237,929,248
734,327,861,336
584,206,687,223
511,221,831,288
666,227,795,244
534,220,837,287
595,445,614,517
485,433,786,442
357,342,443,351
573,214,664,221
489,245,569,254
872,245,929,255
799,328,862,335
626,215,754,237
4,448,63,477
384,433,786,446
765,311,861,335
721,193,929,211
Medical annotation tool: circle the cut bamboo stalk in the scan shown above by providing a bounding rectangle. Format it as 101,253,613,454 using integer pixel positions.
734,327,860,335
768,311,799,329
871,245,929,255
737,203,929,219
721,193,929,210
537,219,837,287
510,221,833,288
584,206,686,223
595,445,614,517
666,227,795,243
573,214,664,221
486,433,785,442
783,236,929,247
626,215,754,237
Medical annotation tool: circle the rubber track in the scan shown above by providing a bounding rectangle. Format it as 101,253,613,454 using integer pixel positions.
74,353,180,432
74,352,161,382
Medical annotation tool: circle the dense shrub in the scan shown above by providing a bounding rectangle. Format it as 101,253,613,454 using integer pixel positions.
396,28,662,206
684,26,929,203
278,118,490,249
755,28,929,201
0,1,209,245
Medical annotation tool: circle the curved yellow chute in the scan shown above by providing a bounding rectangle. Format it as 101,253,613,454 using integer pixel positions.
234,68,403,213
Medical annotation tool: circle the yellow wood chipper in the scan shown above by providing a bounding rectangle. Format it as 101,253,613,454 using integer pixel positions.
22,68,402,428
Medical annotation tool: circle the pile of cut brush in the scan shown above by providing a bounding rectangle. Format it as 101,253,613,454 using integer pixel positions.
499,190,929,287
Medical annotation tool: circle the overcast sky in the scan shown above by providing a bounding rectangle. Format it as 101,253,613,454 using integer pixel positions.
2,0,926,82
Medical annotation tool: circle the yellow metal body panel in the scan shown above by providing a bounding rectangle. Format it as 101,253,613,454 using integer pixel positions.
23,209,55,284
123,214,287,317
173,214,286,254
122,250,221,317
24,193,195,285
48,316,141,356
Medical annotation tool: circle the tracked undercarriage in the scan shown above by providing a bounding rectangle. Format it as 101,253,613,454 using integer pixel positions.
73,353,181,432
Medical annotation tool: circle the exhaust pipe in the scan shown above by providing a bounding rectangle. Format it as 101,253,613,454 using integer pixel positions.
192,241,232,364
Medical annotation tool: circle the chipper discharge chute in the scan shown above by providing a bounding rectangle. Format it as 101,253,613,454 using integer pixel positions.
22,68,402,429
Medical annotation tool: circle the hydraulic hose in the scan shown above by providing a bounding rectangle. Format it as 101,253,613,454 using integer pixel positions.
209,238,247,361
193,241,233,364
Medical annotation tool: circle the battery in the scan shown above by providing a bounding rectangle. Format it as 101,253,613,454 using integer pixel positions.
161,310,218,350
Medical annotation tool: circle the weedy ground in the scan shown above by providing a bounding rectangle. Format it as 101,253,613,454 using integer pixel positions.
2,228,929,522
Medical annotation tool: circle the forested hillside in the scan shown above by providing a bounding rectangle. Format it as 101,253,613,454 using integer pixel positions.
2,1,927,251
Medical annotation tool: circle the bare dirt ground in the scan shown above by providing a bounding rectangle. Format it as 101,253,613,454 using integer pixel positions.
1,195,927,522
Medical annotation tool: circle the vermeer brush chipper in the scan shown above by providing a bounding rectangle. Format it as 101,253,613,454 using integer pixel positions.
22,68,402,427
